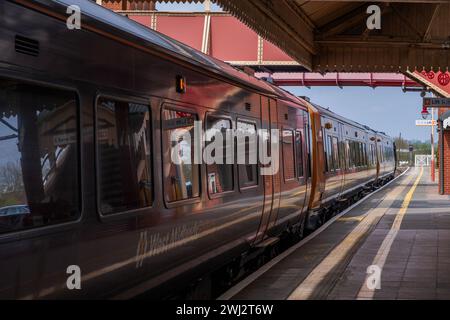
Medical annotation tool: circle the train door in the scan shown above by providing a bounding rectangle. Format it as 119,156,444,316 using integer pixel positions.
253,97,278,243
302,109,312,216
270,102,309,232
322,118,342,203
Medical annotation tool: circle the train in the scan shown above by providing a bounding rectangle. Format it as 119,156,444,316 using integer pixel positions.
0,0,396,299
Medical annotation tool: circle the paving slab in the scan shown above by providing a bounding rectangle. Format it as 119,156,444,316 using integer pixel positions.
224,167,450,300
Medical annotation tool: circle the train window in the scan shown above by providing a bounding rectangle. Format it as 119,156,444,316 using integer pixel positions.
237,120,258,188
358,143,363,166
370,144,376,165
349,141,355,168
97,97,152,215
355,142,361,167
366,144,370,165
360,143,364,166
282,130,295,181
332,137,340,170
163,109,200,202
362,144,367,166
295,130,304,178
367,145,370,165
323,129,329,172
304,116,312,178
345,140,351,169
358,143,362,166
378,145,383,163
0,80,79,233
326,136,334,171
363,143,366,165
206,116,233,195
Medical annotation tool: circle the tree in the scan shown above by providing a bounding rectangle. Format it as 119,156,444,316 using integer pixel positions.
0,161,23,193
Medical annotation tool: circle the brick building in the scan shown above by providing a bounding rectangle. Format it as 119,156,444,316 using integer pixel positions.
439,108,450,195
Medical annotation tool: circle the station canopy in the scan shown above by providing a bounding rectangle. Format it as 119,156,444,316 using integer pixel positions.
160,0,450,72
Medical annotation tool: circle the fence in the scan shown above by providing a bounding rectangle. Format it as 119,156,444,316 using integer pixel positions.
415,155,433,167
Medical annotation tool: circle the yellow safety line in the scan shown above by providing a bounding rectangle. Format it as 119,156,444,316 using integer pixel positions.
357,167,424,299
287,170,417,300
394,167,424,228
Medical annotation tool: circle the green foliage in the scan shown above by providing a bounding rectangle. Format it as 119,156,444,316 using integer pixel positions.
394,136,437,165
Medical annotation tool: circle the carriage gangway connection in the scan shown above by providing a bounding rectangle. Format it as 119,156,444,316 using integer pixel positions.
218,167,450,300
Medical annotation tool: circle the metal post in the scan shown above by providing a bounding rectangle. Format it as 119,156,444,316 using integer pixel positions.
431,107,436,182
409,147,413,167
201,2,212,54
440,118,445,195
204,0,211,12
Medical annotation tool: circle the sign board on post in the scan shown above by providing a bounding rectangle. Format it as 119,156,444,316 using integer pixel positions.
416,119,437,126
423,98,450,108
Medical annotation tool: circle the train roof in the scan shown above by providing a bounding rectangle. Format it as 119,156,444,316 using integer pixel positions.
309,103,393,140
21,0,392,141
33,0,278,96
311,103,367,130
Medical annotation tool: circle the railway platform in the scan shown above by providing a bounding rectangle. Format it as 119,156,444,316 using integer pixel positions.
220,167,450,300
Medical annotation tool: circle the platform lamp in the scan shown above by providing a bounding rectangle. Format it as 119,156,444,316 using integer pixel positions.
421,106,430,120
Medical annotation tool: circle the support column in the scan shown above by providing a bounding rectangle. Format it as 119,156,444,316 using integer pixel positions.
201,4,211,54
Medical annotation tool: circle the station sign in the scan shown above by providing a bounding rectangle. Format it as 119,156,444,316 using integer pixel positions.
164,117,195,130
53,132,76,146
415,119,437,126
423,97,450,108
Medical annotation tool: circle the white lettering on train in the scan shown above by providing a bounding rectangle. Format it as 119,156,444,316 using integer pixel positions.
135,223,201,268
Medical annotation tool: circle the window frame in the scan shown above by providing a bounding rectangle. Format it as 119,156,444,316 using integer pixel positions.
161,104,202,208
323,128,329,173
0,75,82,237
326,135,334,172
236,118,259,191
95,93,154,218
303,113,312,179
295,129,305,179
204,112,236,199
281,128,296,182
332,136,340,171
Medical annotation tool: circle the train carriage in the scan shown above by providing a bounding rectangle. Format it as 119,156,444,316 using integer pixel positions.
0,0,396,299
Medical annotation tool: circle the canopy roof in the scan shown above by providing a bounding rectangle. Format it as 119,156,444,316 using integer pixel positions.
156,0,450,72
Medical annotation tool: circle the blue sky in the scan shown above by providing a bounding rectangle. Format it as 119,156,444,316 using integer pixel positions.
285,86,432,141
156,2,432,141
